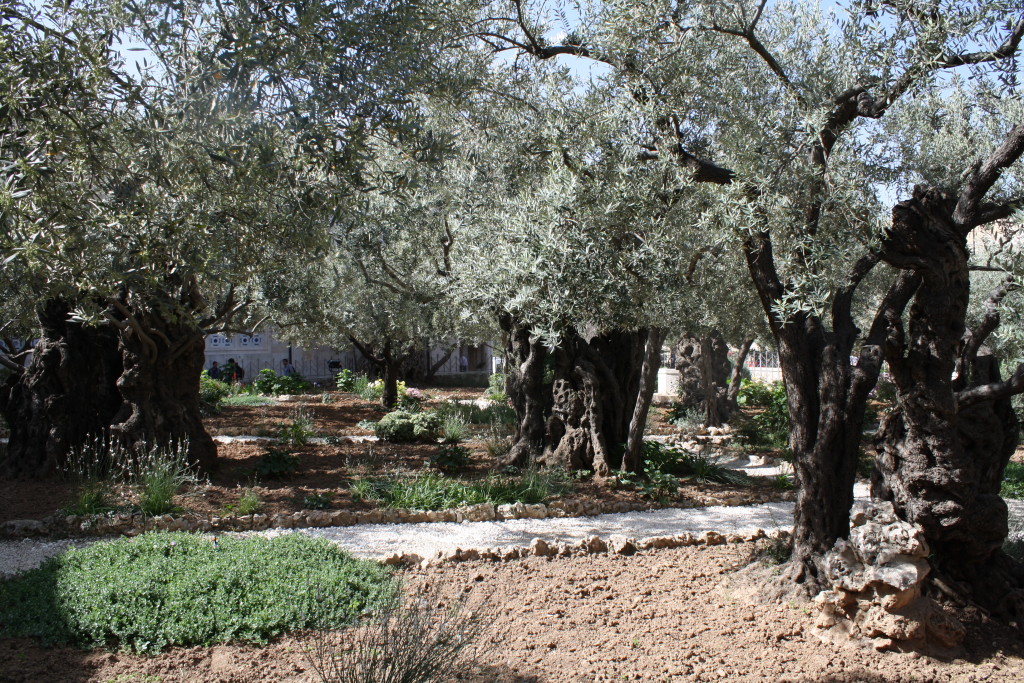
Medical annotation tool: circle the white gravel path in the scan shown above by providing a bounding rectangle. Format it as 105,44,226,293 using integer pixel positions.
3,484,1021,577
294,501,798,560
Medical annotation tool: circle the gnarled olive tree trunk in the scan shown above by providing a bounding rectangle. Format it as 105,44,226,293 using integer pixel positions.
499,315,656,476
499,313,551,468
110,306,217,472
872,186,1024,617
744,233,913,591
673,331,733,426
0,299,123,477
541,329,645,475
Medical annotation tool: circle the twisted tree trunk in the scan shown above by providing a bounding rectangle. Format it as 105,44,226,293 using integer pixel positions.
873,186,1024,618
0,299,123,477
499,313,551,468
542,329,645,475
110,306,217,472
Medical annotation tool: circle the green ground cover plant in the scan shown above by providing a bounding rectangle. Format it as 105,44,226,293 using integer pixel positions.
349,469,570,510
1002,462,1024,500
0,532,396,653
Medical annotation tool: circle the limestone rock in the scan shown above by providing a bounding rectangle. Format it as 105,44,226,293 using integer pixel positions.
608,535,637,555
814,500,964,652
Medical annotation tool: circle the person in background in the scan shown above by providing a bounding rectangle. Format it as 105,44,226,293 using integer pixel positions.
282,358,298,377
208,361,221,380
459,353,469,372
223,358,244,383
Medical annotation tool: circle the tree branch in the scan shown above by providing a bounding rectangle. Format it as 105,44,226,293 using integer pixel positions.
957,363,1024,408
938,14,1024,68
954,123,1024,230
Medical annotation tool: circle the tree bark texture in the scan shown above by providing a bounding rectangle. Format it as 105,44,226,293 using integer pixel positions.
110,307,217,472
872,187,1024,616
542,329,645,475
744,233,897,591
673,331,732,425
725,337,755,407
0,300,124,477
499,313,551,468
622,328,665,474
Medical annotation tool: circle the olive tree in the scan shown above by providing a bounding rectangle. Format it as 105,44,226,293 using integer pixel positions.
479,0,1024,593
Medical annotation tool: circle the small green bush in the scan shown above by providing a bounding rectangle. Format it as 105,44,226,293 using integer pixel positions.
736,380,789,450
335,369,358,392
1002,462,1024,500
302,492,335,510
485,373,507,402
374,410,441,443
642,442,747,486
430,444,471,471
252,368,313,395
132,443,197,516
0,532,396,653
279,406,316,446
63,481,114,516
255,447,300,479
199,371,231,414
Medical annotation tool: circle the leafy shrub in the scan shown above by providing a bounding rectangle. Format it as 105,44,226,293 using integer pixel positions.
255,447,300,479
642,442,748,486
199,371,231,415
349,469,570,511
619,469,679,503
736,380,789,450
736,379,779,408
485,373,507,402
252,368,313,395
279,406,316,446
374,410,441,443
335,369,358,392
1002,462,1024,500
0,533,396,653
665,403,703,431
431,444,471,471
303,492,335,510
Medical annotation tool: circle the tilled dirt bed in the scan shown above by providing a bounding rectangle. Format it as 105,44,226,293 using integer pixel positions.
2,544,1022,682
0,392,784,524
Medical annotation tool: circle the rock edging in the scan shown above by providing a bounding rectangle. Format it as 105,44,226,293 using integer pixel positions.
381,528,791,569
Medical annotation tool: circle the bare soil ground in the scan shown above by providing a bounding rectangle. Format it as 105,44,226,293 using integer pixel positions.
0,391,782,524
2,544,1021,682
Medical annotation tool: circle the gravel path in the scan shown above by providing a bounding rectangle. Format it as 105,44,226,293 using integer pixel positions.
3,486,1021,576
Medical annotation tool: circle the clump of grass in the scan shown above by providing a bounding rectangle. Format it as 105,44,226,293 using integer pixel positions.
440,415,469,444
303,491,335,510
279,406,316,446
349,469,570,511
0,532,396,653
63,481,114,516
131,443,197,516
306,583,494,683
